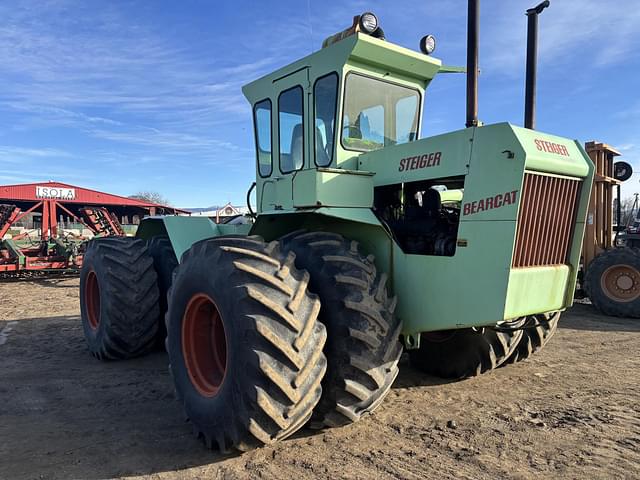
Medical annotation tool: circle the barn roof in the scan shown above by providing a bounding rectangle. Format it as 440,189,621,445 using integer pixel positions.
0,181,188,213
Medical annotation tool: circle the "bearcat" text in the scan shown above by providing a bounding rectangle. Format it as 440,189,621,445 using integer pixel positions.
462,190,518,216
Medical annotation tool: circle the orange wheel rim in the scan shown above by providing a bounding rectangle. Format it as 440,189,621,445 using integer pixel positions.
85,270,100,330
181,293,227,397
601,264,640,303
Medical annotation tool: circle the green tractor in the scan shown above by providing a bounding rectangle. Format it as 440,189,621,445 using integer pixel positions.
80,2,594,452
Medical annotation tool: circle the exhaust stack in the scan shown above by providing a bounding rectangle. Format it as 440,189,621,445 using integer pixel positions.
465,0,479,128
524,1,550,129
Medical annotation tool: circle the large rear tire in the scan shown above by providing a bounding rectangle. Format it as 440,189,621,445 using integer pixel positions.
584,247,640,318
280,231,402,429
80,237,160,360
408,325,523,379
147,235,178,343
502,312,560,365
166,236,327,452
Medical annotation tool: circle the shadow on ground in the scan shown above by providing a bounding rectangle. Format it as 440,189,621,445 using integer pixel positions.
560,303,640,333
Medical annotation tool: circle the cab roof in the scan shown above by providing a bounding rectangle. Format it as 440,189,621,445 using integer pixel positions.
242,33,445,104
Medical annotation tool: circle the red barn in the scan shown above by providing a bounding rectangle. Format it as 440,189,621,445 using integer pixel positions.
0,181,187,239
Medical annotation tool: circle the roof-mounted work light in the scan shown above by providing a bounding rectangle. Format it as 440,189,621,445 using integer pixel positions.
322,12,385,48
359,12,378,34
419,34,436,55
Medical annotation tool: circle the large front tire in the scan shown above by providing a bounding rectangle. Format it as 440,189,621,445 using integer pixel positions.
80,237,160,360
280,231,402,429
408,325,523,379
167,236,327,452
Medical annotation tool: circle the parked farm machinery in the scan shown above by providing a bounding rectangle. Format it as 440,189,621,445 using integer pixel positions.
80,2,595,453
0,201,125,279
580,142,640,317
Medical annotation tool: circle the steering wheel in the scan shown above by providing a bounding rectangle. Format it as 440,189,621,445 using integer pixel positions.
342,124,363,139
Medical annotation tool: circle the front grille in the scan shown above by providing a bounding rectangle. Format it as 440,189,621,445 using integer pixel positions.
512,172,581,268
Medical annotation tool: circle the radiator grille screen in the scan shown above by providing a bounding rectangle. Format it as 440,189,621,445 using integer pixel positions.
512,173,581,268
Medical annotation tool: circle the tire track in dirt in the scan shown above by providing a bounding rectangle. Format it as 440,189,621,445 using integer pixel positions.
586,403,640,478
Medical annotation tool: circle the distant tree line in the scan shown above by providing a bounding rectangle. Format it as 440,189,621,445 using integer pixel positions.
128,191,171,206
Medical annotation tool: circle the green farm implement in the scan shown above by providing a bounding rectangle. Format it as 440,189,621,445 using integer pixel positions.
80,2,594,452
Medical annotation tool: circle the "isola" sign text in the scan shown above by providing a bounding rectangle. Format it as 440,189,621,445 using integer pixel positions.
35,186,76,200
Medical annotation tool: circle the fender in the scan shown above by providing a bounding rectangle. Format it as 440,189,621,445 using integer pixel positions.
250,207,393,283
136,216,251,262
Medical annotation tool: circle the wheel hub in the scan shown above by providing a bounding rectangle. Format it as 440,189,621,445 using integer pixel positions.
601,264,640,302
84,270,100,330
182,293,227,397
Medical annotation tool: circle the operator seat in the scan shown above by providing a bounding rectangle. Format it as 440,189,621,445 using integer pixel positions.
423,188,442,217
406,189,441,221
396,188,447,255
289,123,303,171
315,126,330,166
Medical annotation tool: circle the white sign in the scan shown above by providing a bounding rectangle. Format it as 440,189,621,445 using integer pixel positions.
36,186,76,200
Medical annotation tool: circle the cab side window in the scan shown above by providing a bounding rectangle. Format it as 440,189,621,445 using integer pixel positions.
314,73,338,167
396,95,419,143
279,86,304,173
253,99,272,177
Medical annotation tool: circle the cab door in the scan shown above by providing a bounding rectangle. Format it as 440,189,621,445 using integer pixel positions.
262,68,310,211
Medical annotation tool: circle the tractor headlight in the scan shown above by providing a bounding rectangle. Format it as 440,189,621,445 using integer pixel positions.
420,34,436,55
359,12,378,34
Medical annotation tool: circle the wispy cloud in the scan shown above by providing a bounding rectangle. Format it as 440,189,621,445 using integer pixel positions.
0,0,295,206
0,167,88,183
0,145,74,161
619,144,636,152
0,0,298,154
0,144,86,184
89,127,230,149
483,0,640,73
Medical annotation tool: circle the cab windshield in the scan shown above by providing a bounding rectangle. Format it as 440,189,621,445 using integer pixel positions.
342,73,420,152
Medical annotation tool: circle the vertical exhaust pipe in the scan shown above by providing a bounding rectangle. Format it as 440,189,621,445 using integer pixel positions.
524,1,550,129
465,0,479,128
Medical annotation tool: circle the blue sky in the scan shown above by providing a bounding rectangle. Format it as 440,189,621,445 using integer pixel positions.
0,0,638,207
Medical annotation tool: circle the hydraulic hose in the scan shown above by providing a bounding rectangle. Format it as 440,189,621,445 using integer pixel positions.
246,182,257,220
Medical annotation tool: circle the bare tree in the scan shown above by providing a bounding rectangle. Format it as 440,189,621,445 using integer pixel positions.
616,195,639,226
129,191,171,206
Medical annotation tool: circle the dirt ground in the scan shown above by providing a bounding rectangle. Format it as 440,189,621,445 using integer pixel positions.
1,278,639,480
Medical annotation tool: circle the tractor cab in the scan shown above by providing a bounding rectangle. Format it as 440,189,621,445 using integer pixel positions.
242,15,445,213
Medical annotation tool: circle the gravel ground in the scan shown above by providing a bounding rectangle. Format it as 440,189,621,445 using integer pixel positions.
0,278,639,479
